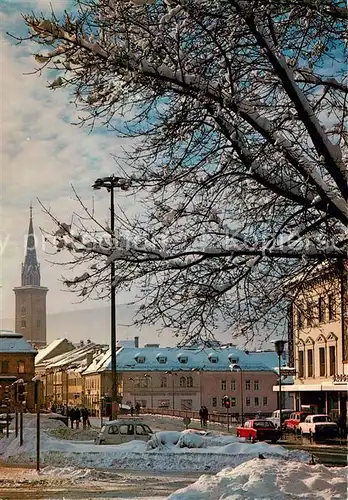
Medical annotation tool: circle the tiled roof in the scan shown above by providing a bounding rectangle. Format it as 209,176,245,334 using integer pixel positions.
91,346,285,373
0,330,37,354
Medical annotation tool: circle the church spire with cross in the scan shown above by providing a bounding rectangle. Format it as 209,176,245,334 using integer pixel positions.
14,203,48,348
21,202,41,286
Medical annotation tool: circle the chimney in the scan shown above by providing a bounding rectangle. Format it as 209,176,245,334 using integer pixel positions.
134,336,139,348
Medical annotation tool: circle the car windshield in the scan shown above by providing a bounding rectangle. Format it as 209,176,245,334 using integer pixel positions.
253,421,274,428
300,414,310,422
313,416,331,423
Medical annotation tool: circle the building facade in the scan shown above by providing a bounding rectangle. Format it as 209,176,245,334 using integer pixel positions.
13,205,48,348
0,330,37,410
286,266,347,420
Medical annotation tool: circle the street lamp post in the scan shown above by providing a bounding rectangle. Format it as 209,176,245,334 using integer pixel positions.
32,376,41,472
92,175,131,421
230,364,244,426
273,340,287,440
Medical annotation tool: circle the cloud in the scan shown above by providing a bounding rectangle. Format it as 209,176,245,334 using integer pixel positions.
0,5,138,321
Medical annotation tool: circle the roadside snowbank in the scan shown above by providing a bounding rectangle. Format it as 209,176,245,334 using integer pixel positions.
0,417,309,473
168,458,348,499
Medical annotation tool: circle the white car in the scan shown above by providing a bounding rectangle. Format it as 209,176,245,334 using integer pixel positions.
95,418,153,445
298,414,338,439
267,409,293,429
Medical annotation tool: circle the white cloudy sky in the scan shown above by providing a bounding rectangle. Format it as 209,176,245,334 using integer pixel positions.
0,0,139,323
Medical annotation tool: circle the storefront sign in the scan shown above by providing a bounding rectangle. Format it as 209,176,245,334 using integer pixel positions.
332,374,348,384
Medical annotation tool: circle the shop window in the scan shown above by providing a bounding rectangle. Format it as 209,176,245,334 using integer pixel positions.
329,346,336,376
307,349,313,377
319,347,326,377
298,351,304,378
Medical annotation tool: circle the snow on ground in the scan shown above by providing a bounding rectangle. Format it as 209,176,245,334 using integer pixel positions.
0,415,309,473
168,458,348,499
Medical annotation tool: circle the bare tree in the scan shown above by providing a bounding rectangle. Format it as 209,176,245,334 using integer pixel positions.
17,0,347,344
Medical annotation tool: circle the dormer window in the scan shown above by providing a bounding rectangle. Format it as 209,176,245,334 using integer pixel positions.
135,355,146,364
177,353,188,364
228,354,239,364
208,353,219,363
156,354,167,364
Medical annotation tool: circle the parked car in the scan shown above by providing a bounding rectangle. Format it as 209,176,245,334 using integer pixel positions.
95,419,153,445
284,411,312,433
298,414,339,439
236,419,281,444
267,409,293,429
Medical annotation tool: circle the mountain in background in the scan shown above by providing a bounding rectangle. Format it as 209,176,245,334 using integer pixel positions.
1,304,242,348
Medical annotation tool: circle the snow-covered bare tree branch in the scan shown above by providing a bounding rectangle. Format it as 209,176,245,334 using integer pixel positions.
17,0,347,343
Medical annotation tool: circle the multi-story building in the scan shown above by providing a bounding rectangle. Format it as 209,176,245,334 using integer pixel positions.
285,265,347,419
0,329,37,410
85,345,281,416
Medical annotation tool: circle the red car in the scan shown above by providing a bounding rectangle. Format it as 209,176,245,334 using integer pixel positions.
236,419,281,443
284,412,311,433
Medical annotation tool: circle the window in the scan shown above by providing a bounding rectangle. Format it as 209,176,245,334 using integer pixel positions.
297,309,303,329
328,294,335,321
307,302,314,326
212,397,217,407
329,345,336,376
245,380,251,391
21,306,26,315
160,377,167,388
1,361,9,373
135,356,145,364
307,349,313,377
246,397,251,407
181,399,192,410
208,354,219,363
108,425,119,434
157,356,167,364
254,380,259,391
231,397,236,407
318,297,325,323
21,319,26,328
140,377,149,388
119,424,134,435
180,376,186,388
319,347,326,377
186,376,193,388
17,361,25,374
263,397,268,406
230,380,236,391
177,354,188,364
298,351,304,378
221,380,226,391
254,397,259,406
36,319,41,328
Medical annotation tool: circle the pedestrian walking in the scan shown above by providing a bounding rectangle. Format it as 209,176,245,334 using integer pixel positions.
135,402,140,416
130,405,134,417
75,407,81,429
199,406,204,428
203,406,209,427
68,407,74,429
81,407,90,429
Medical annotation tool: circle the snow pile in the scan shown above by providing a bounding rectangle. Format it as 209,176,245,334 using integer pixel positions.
0,422,309,473
47,425,98,441
168,458,348,499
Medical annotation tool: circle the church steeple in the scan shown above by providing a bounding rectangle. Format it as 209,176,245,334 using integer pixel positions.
21,203,41,286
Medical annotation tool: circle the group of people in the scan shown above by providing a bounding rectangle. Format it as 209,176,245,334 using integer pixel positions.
68,407,91,429
199,406,209,427
130,402,141,416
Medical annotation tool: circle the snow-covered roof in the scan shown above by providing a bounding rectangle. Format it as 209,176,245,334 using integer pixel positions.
35,338,69,364
92,346,282,373
0,330,37,354
40,342,107,371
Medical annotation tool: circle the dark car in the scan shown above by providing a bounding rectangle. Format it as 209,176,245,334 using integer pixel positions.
236,419,281,443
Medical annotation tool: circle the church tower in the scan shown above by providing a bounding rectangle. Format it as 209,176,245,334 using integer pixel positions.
13,204,48,348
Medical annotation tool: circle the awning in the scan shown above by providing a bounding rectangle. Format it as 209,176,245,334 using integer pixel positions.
273,383,348,392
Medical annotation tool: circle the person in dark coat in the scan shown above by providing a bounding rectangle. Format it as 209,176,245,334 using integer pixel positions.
130,405,134,417
203,406,209,427
199,406,204,428
81,408,90,429
75,407,81,429
68,407,74,429
338,410,347,438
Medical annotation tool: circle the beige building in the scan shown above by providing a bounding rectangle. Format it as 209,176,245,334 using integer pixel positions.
284,265,347,419
13,205,48,348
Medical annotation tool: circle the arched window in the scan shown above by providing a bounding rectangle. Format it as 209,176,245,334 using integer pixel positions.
160,376,167,388
186,376,193,388
180,376,186,388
